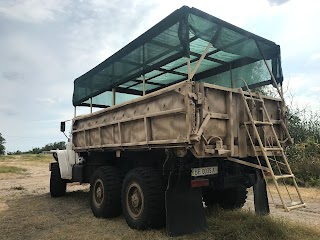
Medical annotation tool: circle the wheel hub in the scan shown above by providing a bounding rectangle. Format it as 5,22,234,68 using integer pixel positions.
93,179,104,207
127,182,144,219
96,186,102,199
131,192,140,207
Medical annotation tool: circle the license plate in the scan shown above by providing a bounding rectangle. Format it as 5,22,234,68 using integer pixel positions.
191,166,218,177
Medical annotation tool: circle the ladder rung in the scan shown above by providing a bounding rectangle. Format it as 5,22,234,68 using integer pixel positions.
271,120,282,124
255,147,283,152
286,203,306,211
274,174,294,180
244,121,272,125
244,96,264,102
241,89,304,213
275,202,305,210
263,147,283,152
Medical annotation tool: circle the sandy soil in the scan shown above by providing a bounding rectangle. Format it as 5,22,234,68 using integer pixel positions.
244,187,320,227
0,156,319,239
0,157,88,211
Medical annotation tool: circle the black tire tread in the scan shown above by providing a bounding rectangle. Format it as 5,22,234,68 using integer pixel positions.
90,166,122,218
50,162,67,198
219,187,248,209
204,186,248,210
122,167,165,230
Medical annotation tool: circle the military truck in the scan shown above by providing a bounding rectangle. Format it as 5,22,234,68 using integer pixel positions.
50,6,305,236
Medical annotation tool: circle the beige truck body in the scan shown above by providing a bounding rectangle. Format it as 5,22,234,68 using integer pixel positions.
72,81,286,158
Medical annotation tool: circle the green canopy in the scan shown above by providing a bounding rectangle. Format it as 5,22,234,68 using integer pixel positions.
73,6,283,107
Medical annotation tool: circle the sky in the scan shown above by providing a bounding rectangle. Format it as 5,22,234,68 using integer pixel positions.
0,0,319,152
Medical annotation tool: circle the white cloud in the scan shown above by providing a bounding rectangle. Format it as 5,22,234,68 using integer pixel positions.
284,74,320,111
0,0,319,151
311,53,320,61
36,98,56,105
267,0,290,6
0,0,70,23
271,0,320,58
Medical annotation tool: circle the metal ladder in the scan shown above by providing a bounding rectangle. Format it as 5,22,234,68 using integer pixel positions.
240,89,306,211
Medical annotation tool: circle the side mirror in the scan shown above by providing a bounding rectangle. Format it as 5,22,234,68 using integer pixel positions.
60,122,66,132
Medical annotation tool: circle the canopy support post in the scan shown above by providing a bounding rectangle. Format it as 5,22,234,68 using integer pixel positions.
112,88,116,106
256,41,284,103
90,97,93,113
262,59,284,103
230,64,234,88
187,58,191,80
74,107,77,118
142,44,146,96
142,75,146,96
190,42,212,80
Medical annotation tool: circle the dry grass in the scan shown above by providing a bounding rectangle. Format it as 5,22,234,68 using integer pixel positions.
20,154,52,163
0,155,319,239
0,191,319,240
0,154,52,165
201,209,320,240
0,166,27,174
10,186,25,191
0,155,51,179
264,182,320,205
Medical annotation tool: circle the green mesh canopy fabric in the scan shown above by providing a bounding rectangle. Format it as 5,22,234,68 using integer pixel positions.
73,6,283,107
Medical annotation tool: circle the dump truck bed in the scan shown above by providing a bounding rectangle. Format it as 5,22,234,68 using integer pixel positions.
72,81,285,158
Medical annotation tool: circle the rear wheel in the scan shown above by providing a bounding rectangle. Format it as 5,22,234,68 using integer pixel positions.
122,168,165,230
90,166,122,218
50,162,67,197
203,186,248,210
219,186,248,209
202,189,219,208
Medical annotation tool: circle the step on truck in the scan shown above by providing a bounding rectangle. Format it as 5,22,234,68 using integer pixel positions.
50,6,305,236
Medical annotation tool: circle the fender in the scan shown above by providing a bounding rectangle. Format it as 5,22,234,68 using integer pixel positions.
51,142,78,180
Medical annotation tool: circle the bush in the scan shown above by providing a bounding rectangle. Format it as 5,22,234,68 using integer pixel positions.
285,107,320,187
0,133,5,155
286,140,320,187
287,108,320,143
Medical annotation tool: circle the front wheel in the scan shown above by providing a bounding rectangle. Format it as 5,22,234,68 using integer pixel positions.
50,162,67,197
122,168,165,230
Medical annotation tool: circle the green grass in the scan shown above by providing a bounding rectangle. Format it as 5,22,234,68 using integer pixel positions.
0,166,27,174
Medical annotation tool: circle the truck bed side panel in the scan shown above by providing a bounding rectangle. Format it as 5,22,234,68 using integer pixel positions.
72,82,193,150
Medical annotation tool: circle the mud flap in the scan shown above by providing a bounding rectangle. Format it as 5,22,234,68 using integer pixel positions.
165,172,208,236
253,170,270,215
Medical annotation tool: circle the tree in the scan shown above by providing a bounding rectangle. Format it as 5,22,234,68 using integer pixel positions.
27,141,66,154
0,133,5,155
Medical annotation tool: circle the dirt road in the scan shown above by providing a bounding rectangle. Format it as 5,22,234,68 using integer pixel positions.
0,155,319,239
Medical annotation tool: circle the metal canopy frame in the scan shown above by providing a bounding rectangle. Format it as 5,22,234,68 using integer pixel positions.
73,6,283,108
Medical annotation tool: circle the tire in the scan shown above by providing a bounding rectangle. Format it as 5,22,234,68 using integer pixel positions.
202,189,219,208
122,168,165,230
219,186,248,209
90,166,122,218
203,186,248,210
50,162,67,197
